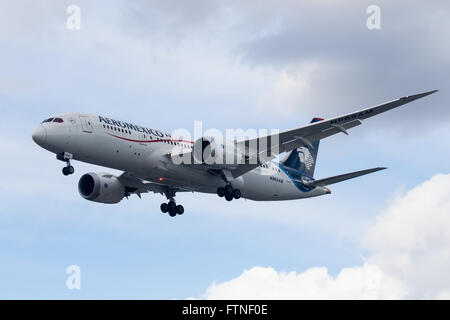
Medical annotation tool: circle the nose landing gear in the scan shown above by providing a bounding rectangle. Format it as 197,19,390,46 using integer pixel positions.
57,152,75,176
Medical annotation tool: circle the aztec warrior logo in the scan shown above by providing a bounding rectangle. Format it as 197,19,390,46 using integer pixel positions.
298,147,315,170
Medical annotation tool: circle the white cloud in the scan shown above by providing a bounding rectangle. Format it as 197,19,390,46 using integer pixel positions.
201,173,450,299
256,65,317,115
204,265,406,299
365,174,450,299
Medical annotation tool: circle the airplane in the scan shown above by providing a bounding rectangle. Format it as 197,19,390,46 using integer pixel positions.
32,90,437,217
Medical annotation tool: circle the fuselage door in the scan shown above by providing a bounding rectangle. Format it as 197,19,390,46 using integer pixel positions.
79,115,93,133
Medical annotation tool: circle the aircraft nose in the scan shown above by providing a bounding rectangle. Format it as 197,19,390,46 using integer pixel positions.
32,124,47,146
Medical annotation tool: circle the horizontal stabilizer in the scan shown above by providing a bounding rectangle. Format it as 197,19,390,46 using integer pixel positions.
303,167,387,187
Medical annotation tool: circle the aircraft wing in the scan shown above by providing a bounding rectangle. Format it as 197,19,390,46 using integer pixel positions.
302,167,386,187
230,90,437,178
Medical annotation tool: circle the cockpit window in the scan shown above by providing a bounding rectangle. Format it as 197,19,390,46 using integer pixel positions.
53,118,64,123
42,118,54,123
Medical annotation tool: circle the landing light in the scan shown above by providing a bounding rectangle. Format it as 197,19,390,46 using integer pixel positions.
158,177,164,181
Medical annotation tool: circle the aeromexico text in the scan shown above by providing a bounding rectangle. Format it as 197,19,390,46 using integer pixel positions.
98,115,282,146
99,116,167,138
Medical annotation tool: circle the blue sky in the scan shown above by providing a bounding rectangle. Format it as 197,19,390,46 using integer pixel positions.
0,0,449,299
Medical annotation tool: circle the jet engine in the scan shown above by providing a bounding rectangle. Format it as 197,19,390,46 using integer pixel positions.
78,172,126,204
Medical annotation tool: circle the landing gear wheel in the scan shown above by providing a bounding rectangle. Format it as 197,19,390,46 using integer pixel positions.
168,201,176,212
167,201,177,217
225,185,234,196
217,187,225,197
233,189,241,199
168,208,177,217
176,205,184,215
62,165,74,176
224,185,234,201
160,203,168,213
225,193,233,201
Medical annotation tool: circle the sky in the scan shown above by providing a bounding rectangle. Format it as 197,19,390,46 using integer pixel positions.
0,0,449,299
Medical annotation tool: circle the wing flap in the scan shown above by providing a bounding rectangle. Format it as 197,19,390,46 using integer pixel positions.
279,119,363,153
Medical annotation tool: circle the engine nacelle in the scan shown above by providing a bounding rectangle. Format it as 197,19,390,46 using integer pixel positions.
192,136,246,169
78,172,125,204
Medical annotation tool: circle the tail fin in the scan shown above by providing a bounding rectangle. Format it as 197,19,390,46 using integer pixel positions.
280,118,322,177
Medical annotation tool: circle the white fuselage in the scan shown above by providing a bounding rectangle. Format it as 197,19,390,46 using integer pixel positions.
32,113,329,201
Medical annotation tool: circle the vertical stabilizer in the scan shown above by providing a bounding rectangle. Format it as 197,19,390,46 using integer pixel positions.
280,118,322,177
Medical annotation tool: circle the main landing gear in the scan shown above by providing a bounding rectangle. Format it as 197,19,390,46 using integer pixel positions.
57,152,74,176
160,188,184,217
217,185,241,201
160,201,184,217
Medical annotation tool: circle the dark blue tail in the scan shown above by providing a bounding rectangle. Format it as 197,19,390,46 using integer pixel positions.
280,117,322,177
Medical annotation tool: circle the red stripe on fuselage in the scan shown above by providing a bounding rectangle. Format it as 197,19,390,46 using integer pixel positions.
107,133,194,144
